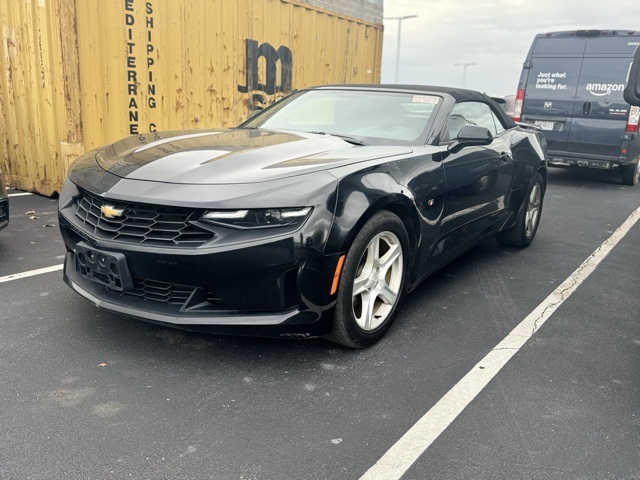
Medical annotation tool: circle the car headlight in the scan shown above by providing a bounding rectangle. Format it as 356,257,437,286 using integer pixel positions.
59,179,80,209
200,207,312,229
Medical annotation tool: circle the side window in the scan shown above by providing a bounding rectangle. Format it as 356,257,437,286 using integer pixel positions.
491,111,506,135
447,101,498,139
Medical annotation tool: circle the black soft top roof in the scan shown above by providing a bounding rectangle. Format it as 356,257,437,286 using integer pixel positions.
316,84,518,129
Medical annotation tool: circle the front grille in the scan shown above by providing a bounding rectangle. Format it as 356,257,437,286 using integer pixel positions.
119,278,195,304
0,199,7,225
113,277,230,312
73,189,214,247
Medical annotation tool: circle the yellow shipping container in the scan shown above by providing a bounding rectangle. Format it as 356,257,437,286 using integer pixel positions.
0,0,383,196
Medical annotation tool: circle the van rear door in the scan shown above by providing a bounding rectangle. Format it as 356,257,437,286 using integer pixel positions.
567,35,640,158
520,36,585,153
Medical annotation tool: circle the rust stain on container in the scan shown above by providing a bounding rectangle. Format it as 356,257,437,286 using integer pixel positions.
0,0,383,196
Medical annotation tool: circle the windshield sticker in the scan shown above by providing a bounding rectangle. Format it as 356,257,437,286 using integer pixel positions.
412,95,440,104
535,72,568,91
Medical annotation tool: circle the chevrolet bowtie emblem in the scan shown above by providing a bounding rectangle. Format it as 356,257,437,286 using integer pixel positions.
100,205,124,219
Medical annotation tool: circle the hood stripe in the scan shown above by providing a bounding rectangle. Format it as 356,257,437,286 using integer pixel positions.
134,132,223,153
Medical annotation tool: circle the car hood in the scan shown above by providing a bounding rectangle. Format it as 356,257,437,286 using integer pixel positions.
94,129,412,185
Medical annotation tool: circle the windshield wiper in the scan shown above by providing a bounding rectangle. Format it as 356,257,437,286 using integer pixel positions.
310,131,367,146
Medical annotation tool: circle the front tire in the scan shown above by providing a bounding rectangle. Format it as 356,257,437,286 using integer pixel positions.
498,172,545,247
327,211,409,348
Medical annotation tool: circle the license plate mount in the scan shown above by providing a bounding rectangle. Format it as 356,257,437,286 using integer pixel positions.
75,242,133,291
534,121,555,131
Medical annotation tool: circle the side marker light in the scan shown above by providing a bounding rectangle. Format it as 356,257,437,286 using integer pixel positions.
330,255,346,295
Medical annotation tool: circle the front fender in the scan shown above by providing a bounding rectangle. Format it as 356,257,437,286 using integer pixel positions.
323,170,420,257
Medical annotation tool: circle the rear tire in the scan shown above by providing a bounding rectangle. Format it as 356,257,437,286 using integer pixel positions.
326,211,409,348
620,161,639,186
498,172,545,247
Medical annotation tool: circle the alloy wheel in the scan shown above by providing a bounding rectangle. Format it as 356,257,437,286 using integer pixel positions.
351,231,404,331
525,183,541,238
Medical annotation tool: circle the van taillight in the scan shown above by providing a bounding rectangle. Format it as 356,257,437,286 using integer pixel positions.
626,106,640,133
512,89,525,122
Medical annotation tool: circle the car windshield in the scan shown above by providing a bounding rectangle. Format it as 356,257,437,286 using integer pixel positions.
240,89,440,145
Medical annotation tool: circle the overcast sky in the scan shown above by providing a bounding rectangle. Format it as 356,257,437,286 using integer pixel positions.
380,0,640,95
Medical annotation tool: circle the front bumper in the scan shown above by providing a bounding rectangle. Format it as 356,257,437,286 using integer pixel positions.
63,252,333,338
0,197,8,231
58,202,341,338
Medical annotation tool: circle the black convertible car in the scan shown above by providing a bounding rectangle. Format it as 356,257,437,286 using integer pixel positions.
58,85,547,348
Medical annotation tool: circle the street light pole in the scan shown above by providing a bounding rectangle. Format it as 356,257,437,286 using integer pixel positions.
385,15,418,83
454,62,477,88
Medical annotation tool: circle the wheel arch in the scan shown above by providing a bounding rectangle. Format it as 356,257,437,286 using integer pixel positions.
329,195,420,257
537,164,548,189
500,161,547,234
323,174,421,262
503,125,547,213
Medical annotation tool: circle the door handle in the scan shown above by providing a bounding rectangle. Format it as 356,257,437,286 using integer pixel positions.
582,101,592,115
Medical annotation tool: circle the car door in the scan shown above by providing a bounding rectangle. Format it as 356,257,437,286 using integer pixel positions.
433,101,514,263
566,35,640,158
520,35,585,153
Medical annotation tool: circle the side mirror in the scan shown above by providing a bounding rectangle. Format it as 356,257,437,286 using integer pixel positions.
624,47,640,106
448,125,493,153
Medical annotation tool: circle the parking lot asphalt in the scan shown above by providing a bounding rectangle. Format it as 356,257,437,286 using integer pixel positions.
1,167,639,480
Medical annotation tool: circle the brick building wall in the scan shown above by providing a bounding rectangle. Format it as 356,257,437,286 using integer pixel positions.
304,0,383,24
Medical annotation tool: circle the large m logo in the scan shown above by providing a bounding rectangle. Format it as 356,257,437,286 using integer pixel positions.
238,39,293,110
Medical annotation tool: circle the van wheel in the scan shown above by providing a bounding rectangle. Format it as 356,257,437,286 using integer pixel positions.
326,211,408,349
621,161,639,186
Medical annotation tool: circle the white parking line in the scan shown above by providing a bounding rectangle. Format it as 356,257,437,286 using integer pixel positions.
360,205,640,480
0,264,63,284
7,192,33,197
